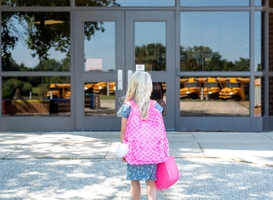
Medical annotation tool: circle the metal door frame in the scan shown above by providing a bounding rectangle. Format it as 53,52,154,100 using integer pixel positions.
74,10,176,131
74,11,124,131
125,11,176,131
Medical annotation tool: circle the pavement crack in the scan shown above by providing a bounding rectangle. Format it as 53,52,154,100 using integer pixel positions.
105,142,113,159
190,132,205,156
263,132,273,141
3,144,23,159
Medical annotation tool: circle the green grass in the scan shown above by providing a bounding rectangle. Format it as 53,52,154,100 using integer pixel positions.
99,95,115,100
180,99,219,102
32,87,40,94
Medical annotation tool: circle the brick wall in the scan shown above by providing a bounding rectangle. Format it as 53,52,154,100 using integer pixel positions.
269,7,273,120
261,2,273,116
270,12,273,72
261,9,265,115
270,77,273,115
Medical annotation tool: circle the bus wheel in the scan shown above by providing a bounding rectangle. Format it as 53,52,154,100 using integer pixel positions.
234,95,241,101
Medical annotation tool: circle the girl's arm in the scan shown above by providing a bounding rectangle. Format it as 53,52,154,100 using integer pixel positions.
120,117,128,143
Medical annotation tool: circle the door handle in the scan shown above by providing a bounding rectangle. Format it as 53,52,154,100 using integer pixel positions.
128,70,133,85
118,69,123,90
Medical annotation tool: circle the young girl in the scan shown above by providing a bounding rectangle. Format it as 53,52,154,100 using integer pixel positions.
117,71,169,200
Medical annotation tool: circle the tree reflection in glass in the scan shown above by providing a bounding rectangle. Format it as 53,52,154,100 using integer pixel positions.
1,0,70,6
180,12,250,72
2,76,71,116
135,22,166,71
1,12,107,72
2,12,70,71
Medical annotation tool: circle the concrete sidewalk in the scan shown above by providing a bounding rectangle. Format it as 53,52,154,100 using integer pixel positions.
1,131,273,200
1,131,273,165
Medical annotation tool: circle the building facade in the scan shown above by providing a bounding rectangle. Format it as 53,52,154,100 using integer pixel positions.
0,0,273,132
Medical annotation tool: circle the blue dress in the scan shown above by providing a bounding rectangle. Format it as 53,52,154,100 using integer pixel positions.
117,101,163,181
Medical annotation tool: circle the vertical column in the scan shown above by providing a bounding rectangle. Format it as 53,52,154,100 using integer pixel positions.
269,10,273,115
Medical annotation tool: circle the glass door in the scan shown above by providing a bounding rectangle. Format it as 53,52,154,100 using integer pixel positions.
74,11,175,131
74,11,124,131
125,11,176,130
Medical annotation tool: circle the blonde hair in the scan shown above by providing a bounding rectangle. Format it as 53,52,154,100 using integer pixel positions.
124,71,153,120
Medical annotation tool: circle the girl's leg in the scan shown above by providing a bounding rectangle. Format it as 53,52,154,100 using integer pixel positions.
146,180,156,200
131,180,141,200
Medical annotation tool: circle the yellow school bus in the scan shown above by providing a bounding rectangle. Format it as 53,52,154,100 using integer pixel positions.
46,84,71,99
219,77,249,101
46,83,98,99
202,77,221,99
84,83,96,94
180,78,200,99
93,82,116,94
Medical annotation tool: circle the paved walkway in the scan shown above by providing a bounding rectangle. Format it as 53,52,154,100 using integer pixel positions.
1,131,273,165
0,131,273,199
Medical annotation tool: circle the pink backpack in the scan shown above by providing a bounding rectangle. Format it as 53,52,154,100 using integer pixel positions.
123,100,169,165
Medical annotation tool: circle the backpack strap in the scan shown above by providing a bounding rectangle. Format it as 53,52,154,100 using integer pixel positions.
125,100,137,108
125,100,156,108
150,100,157,107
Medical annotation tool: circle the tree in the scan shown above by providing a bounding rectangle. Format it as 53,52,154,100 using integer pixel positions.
1,0,119,70
1,56,21,71
180,45,250,71
205,52,223,71
22,82,33,96
233,58,250,71
37,83,48,99
34,59,62,71
135,43,166,71
2,0,70,6
222,59,234,71
2,78,24,99
3,0,120,7
1,12,19,59
180,46,213,71
76,0,119,6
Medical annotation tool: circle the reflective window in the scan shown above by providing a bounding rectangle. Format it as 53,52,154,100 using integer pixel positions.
180,12,250,71
254,77,262,116
1,0,69,6
84,81,115,116
1,12,70,72
270,13,273,72
255,0,263,6
2,76,70,116
270,77,273,116
83,81,167,116
76,0,174,6
135,22,166,71
180,77,250,116
84,22,115,72
255,12,262,71
181,0,249,6
151,82,166,116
